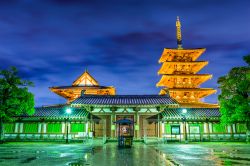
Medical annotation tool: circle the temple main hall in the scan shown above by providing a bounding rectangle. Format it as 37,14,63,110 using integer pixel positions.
3,17,247,142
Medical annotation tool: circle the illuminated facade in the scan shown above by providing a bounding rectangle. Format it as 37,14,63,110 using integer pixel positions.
157,17,218,108
50,70,116,102
3,17,247,143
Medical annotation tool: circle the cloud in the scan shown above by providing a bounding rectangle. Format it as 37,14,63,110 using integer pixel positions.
0,0,249,106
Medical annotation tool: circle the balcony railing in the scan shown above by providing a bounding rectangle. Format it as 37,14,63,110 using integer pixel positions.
4,132,247,142
4,132,90,142
162,132,246,143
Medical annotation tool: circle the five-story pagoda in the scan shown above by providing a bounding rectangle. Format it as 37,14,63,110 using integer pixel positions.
157,17,218,108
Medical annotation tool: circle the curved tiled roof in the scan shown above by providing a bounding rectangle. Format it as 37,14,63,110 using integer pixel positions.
18,104,89,119
71,95,179,106
162,108,220,120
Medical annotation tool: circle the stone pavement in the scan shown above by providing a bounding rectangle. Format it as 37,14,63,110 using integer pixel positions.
155,142,250,165
0,142,250,166
0,142,92,166
0,142,167,166
88,143,167,166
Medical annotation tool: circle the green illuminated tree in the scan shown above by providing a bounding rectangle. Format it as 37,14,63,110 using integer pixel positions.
218,55,250,142
0,67,35,143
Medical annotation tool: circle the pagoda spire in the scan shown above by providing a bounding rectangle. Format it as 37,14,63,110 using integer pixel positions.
176,16,183,49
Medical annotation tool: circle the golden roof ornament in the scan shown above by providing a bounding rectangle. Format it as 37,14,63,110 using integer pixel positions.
176,16,183,49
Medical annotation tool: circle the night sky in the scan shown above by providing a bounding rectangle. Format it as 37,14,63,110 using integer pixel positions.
0,0,249,106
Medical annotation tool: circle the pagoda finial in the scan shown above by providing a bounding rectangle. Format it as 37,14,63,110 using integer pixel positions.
176,16,183,49
85,68,88,72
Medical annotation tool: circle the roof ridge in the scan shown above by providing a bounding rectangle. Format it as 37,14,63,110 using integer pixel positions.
36,104,68,108
79,94,173,98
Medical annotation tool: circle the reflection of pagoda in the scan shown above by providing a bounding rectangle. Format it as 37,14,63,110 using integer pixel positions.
50,70,116,102
157,17,218,108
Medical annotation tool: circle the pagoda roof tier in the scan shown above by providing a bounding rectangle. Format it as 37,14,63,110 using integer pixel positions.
156,74,212,88
158,61,208,75
179,102,219,108
169,88,216,91
159,48,206,63
169,88,217,99
50,70,116,102
50,86,115,102
50,85,110,90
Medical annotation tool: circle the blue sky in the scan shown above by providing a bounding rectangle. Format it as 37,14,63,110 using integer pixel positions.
0,0,249,106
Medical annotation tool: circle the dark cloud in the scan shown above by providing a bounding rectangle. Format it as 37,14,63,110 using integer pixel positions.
0,0,249,106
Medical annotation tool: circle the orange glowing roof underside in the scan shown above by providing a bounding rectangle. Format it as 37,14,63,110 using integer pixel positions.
157,17,218,108
50,70,116,102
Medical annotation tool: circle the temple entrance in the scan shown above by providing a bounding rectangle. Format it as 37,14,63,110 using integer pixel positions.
91,117,109,144
115,115,134,137
115,119,134,147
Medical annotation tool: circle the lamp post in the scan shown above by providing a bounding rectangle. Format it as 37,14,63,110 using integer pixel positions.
181,108,188,143
65,108,72,144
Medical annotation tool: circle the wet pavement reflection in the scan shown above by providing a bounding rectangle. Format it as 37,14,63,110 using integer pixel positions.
156,142,250,166
0,142,92,166
0,142,249,166
87,143,167,166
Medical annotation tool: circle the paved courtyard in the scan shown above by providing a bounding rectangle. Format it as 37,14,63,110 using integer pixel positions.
0,142,249,166
155,142,250,165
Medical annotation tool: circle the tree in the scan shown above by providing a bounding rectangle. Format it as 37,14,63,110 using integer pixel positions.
218,55,250,142
0,67,35,143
